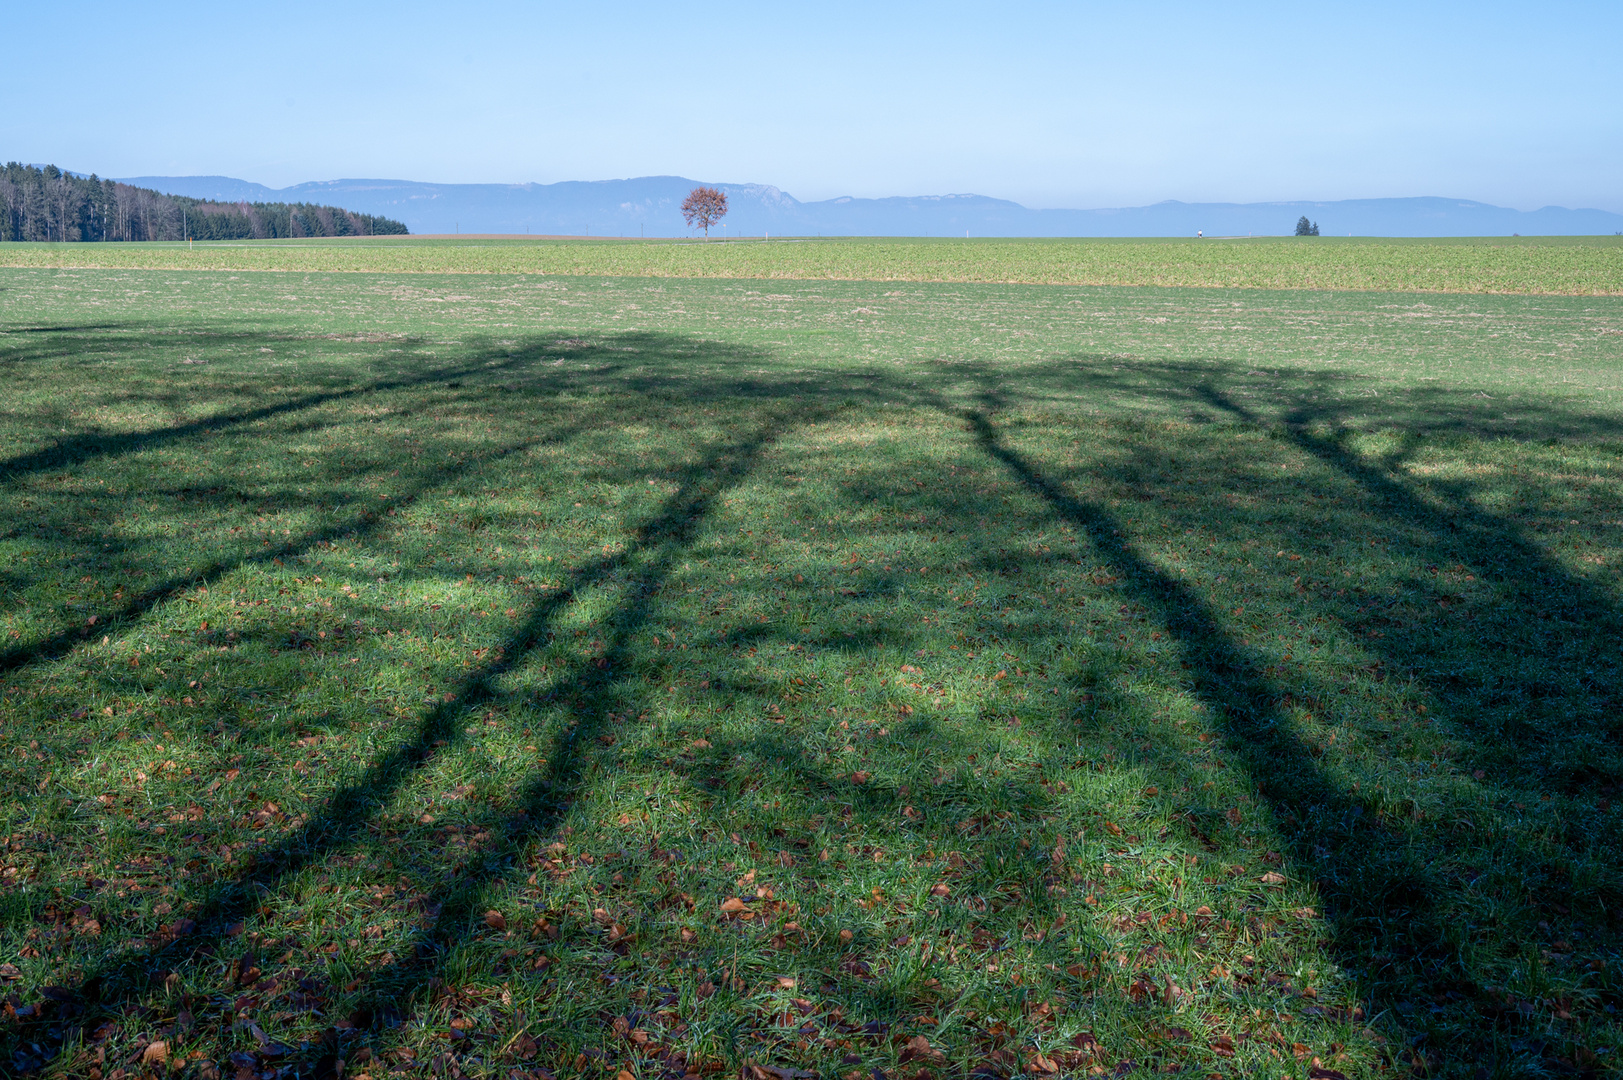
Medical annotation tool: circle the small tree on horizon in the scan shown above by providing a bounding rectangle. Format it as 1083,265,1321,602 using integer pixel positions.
682,187,728,238
1295,216,1320,236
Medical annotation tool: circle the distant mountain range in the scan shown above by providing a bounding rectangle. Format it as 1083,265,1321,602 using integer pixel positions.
114,174,1623,238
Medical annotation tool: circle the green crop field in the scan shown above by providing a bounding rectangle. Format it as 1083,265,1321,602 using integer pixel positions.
1,259,1621,1080
3,233,1622,295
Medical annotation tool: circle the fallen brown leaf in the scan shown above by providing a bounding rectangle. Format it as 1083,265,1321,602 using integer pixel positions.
900,1035,946,1065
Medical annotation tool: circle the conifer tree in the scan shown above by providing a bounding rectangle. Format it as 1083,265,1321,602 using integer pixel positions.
0,163,408,242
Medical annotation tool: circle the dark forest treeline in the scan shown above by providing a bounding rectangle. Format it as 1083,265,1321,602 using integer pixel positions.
0,163,408,241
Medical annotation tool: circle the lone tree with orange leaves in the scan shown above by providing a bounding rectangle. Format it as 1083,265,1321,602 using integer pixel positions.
681,186,728,238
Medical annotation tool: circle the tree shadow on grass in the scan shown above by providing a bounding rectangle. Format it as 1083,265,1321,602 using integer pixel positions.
942,359,1623,1072
4,341,1623,1076
0,326,880,675
0,329,866,1074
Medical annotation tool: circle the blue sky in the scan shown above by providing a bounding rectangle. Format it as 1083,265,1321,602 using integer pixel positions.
6,0,1619,211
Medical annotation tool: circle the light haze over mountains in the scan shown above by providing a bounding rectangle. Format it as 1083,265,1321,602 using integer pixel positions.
116,175,1623,239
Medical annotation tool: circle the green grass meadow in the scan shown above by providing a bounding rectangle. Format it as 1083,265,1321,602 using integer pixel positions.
1,258,1622,1080
4,234,1622,295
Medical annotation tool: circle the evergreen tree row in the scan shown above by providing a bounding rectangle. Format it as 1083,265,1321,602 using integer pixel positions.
0,163,409,242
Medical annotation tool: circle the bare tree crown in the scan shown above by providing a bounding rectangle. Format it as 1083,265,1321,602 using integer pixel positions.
681,187,728,236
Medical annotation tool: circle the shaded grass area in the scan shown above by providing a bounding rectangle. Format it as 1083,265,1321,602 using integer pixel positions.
2,233,1622,295
0,269,1621,1080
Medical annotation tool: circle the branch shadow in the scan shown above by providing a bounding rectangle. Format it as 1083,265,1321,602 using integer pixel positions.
938,358,1623,1068
0,328,862,1074
4,337,1623,1076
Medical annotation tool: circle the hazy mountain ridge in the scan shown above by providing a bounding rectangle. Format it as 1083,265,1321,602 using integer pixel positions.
116,174,1623,238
